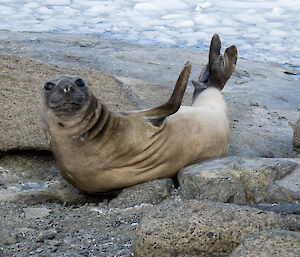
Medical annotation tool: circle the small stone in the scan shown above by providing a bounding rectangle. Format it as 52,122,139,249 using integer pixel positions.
24,207,51,219
36,229,57,242
109,179,173,209
3,236,17,245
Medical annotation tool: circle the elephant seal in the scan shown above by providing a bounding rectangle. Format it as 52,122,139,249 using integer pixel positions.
40,34,237,193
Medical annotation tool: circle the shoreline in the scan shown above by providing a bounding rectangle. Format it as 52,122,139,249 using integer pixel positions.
1,30,300,73
0,30,298,85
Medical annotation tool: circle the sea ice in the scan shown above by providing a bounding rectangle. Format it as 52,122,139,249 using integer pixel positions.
0,0,298,67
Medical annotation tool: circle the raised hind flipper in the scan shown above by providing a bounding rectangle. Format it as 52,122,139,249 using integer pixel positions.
192,34,237,103
139,61,192,126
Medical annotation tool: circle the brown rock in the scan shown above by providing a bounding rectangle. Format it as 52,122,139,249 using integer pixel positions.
0,54,179,151
229,230,300,257
134,198,286,257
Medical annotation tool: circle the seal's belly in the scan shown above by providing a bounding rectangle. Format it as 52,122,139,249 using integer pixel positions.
69,106,229,193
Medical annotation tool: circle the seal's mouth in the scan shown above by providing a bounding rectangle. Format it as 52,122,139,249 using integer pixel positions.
52,102,82,112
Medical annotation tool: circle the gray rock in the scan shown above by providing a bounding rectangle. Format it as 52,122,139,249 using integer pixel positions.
250,203,300,214
294,118,300,152
0,152,101,205
2,235,17,246
134,198,286,257
229,230,300,257
109,179,173,209
24,207,51,219
178,156,299,204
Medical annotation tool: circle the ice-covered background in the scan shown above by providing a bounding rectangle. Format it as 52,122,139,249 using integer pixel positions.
0,0,299,67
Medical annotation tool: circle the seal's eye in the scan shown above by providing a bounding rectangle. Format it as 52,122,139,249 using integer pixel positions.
44,82,55,91
75,78,85,87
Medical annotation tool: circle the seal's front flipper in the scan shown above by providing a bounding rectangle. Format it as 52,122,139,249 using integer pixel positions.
141,61,192,127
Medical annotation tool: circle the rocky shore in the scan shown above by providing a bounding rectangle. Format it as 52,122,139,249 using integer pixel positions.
0,32,299,256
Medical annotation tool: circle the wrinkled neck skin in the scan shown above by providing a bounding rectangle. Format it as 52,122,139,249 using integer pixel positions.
42,95,107,141
41,95,119,187
41,87,229,193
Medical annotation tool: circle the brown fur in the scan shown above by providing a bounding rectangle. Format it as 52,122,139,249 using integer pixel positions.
40,34,237,193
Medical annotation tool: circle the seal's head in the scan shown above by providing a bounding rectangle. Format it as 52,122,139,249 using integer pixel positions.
41,75,92,118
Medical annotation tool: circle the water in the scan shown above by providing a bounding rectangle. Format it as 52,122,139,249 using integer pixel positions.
0,0,299,68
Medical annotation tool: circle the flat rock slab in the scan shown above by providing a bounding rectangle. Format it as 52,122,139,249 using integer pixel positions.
229,230,300,257
134,198,286,257
178,156,299,204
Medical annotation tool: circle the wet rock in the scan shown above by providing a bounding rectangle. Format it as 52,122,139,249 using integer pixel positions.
294,118,300,152
134,198,286,257
108,179,173,208
24,207,51,219
229,230,300,257
178,156,299,204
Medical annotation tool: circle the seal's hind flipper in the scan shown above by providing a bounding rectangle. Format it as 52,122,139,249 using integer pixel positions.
192,34,237,99
198,63,209,83
208,34,237,90
141,61,192,126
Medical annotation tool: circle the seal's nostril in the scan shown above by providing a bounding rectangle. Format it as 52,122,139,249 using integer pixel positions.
63,85,72,93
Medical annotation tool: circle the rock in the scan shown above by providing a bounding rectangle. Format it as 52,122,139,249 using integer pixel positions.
178,156,299,204
294,118,300,152
250,203,300,214
24,207,51,219
229,230,300,257
282,214,300,232
2,235,17,245
108,179,173,209
0,54,141,151
134,198,286,257
275,164,300,200
36,229,57,242
0,152,102,205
